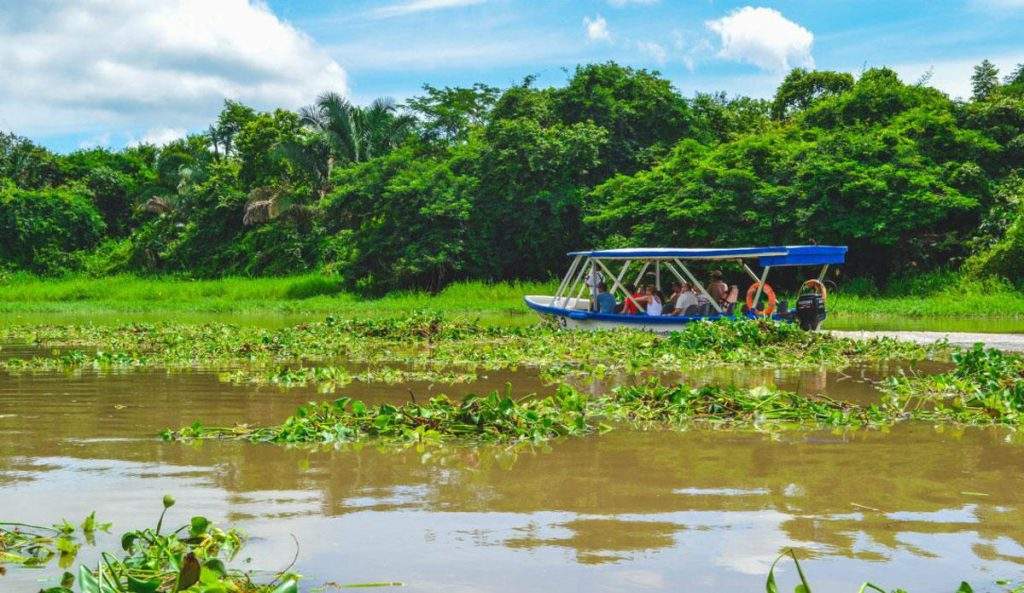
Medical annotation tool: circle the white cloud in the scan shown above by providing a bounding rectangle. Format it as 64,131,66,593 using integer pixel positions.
584,15,612,42
133,127,188,147
370,0,486,19
636,41,667,64
705,6,814,72
0,1,347,141
672,30,715,71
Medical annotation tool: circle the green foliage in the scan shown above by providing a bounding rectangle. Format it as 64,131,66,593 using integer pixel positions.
554,62,692,178
972,59,1001,101
1,500,298,593
883,344,1024,424
771,68,854,120
2,61,1024,291
405,82,499,144
588,68,993,280
0,182,106,274
0,131,63,189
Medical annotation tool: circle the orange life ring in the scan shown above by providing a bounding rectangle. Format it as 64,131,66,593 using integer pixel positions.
745,282,777,316
800,279,828,302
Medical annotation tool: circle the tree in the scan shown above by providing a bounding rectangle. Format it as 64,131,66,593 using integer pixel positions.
770,68,854,120
0,133,63,189
210,100,257,158
972,59,1000,101
405,83,499,144
554,62,691,179
0,181,106,273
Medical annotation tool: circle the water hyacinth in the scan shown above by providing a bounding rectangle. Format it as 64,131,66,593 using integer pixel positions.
0,316,944,380
165,380,914,447
882,344,1024,425
168,387,595,445
0,499,299,593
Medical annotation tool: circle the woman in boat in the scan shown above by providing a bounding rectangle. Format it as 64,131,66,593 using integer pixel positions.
644,285,663,316
622,284,646,315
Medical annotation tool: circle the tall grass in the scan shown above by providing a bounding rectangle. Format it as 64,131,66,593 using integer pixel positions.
0,272,1022,330
0,273,559,325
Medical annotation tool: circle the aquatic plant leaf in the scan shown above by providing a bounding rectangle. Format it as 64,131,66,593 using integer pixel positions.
175,552,201,591
189,516,210,536
127,575,161,593
270,578,300,593
78,565,100,593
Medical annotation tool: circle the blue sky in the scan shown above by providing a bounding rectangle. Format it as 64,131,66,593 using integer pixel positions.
2,0,1022,152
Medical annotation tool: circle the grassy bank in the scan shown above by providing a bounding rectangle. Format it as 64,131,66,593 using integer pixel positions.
0,273,1022,331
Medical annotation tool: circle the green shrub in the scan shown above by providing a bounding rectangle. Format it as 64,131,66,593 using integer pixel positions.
0,181,106,274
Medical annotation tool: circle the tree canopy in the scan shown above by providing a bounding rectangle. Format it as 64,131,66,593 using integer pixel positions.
2,60,1023,292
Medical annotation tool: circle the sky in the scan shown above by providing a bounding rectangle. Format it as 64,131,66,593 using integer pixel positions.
2,0,1023,152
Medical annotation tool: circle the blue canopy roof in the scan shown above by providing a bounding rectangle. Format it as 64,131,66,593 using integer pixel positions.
567,245,846,267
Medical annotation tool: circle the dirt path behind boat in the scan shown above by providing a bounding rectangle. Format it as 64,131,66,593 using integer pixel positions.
830,330,1024,352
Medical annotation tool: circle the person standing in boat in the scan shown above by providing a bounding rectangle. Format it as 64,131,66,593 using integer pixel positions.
708,270,729,307
586,264,604,310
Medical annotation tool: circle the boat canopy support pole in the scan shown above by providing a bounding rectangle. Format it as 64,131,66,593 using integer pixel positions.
566,260,591,308
559,257,589,309
595,258,642,312
673,258,723,314
553,255,583,307
741,262,760,283
753,266,771,312
632,261,651,289
656,261,661,292
818,265,830,281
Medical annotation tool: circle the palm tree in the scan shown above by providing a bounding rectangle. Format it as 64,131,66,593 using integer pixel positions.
243,93,415,226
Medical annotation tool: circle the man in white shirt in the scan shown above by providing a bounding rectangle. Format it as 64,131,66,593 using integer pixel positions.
672,281,699,315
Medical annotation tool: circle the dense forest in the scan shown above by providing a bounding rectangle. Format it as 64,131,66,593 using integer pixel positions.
2,60,1023,294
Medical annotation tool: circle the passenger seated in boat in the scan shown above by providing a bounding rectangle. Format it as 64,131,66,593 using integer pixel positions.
622,284,646,315
644,285,663,316
708,270,729,307
593,282,617,314
670,281,699,315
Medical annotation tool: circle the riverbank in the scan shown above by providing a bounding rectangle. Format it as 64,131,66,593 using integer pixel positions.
0,274,1022,332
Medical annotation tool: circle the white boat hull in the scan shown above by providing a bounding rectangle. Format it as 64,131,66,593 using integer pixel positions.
523,295,726,333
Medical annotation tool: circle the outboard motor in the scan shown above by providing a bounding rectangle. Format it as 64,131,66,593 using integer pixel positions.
796,293,826,331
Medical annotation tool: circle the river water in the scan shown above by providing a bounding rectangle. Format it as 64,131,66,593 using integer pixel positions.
2,364,1023,592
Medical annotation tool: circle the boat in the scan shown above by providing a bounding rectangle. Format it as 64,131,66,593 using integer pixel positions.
524,245,847,332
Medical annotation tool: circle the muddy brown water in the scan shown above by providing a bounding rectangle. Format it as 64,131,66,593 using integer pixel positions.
2,363,1023,592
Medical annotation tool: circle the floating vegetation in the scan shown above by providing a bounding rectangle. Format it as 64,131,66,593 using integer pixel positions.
1,496,299,593
0,316,944,381
167,386,595,445
882,344,1024,425
765,549,1023,593
0,513,108,571
219,365,477,393
165,376,976,447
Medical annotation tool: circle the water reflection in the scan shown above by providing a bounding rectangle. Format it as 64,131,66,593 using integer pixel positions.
1,368,1023,592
